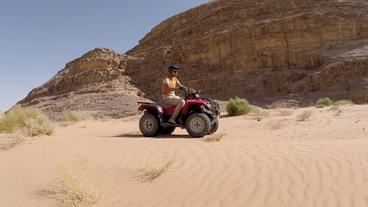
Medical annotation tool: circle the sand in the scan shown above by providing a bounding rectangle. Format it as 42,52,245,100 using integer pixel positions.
1,105,368,207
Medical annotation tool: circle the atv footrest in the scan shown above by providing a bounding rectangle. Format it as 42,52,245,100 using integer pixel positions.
163,123,181,127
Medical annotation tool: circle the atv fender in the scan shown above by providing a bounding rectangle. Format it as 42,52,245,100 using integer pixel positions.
138,104,164,125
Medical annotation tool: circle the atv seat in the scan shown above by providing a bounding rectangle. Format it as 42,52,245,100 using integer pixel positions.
158,102,175,109
158,102,177,116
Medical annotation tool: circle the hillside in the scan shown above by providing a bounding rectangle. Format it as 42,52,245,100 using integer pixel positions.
16,0,368,118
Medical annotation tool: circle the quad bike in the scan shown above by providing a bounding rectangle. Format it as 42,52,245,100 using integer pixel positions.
138,87,220,138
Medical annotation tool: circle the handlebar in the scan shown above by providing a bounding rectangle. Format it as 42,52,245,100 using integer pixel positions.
179,87,201,99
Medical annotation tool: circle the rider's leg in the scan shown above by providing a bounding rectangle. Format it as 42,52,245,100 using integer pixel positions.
164,96,185,124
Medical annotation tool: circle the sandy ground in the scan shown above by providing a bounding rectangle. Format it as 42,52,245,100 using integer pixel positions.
1,105,368,207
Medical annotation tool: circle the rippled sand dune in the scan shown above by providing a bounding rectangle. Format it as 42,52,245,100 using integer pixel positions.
1,105,368,207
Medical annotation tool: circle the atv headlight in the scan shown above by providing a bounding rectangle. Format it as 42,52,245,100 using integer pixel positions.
205,103,211,110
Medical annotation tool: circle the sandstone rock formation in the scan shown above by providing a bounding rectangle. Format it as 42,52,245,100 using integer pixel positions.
126,0,368,105
16,0,368,119
15,48,148,120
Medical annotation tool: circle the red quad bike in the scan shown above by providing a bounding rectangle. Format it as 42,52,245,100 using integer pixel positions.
137,87,220,138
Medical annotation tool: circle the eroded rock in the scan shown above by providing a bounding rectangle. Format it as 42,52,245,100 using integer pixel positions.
15,48,147,120
16,0,368,119
126,0,368,105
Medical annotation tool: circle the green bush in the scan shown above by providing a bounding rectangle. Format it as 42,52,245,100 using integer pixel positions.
63,111,93,122
315,97,334,108
334,100,354,106
226,97,251,116
0,108,54,136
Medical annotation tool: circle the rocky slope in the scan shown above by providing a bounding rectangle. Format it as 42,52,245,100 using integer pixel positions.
126,0,368,105
15,48,148,120
16,0,368,118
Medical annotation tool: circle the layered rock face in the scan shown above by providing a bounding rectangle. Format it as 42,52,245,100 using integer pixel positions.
22,48,129,102
126,0,368,105
16,48,147,120
17,0,368,119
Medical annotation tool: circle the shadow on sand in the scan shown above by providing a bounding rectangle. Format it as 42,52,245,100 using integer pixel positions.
112,133,197,139
107,114,231,140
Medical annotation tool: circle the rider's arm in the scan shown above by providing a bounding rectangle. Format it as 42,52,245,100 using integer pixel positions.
177,79,184,88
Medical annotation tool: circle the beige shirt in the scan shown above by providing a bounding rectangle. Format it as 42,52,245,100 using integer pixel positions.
162,77,180,99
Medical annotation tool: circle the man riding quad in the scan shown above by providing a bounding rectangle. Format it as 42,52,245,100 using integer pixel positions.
137,65,220,137
161,65,185,124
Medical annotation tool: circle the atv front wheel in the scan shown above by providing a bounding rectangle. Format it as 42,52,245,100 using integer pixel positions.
139,113,159,137
159,126,176,135
186,113,211,138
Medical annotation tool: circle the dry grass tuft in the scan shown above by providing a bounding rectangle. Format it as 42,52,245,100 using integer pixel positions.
140,160,174,182
137,91,145,97
63,111,93,122
37,160,103,207
0,133,25,151
204,133,226,142
23,118,54,136
296,110,313,122
0,108,54,136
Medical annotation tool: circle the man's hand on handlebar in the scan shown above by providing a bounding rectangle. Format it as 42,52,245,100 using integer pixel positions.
179,86,188,91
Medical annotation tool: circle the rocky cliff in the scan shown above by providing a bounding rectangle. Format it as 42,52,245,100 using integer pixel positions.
126,0,368,105
16,0,368,119
15,48,147,120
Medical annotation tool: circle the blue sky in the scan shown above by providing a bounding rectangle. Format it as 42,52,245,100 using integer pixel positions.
0,0,208,111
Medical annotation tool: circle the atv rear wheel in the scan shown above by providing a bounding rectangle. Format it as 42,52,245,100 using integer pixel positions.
139,113,159,137
209,118,219,135
159,126,176,135
186,113,211,138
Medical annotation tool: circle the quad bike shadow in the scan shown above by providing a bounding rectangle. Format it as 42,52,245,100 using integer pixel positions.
113,133,194,139
138,87,220,138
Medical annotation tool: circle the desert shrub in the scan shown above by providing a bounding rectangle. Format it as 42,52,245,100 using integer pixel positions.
226,97,251,116
63,111,93,122
334,100,354,106
0,108,54,136
315,97,334,108
137,91,145,97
